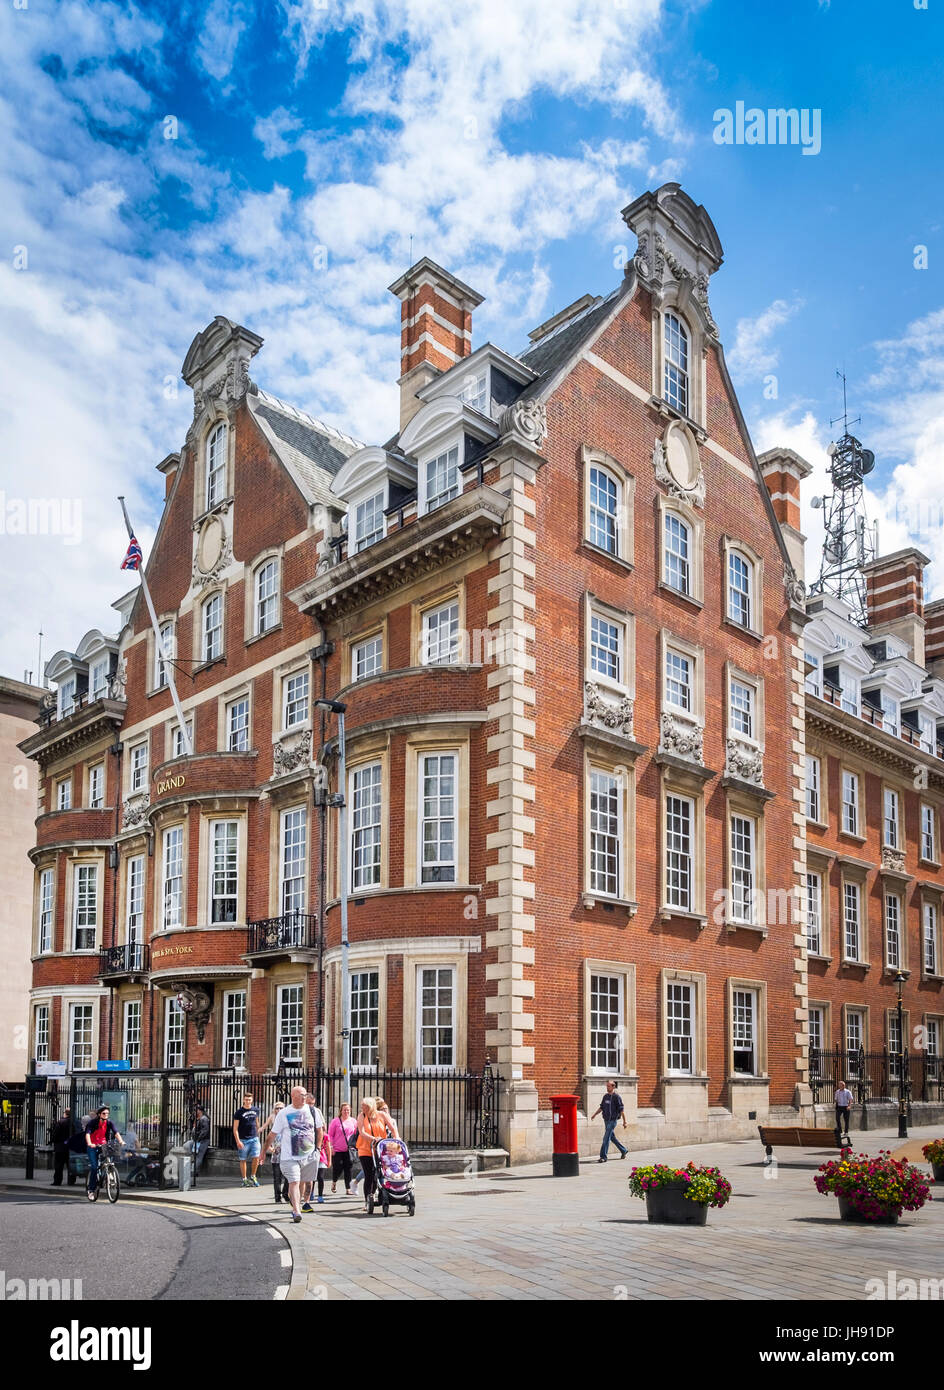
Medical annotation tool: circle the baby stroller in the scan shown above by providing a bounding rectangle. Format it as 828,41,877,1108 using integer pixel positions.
368,1136,416,1217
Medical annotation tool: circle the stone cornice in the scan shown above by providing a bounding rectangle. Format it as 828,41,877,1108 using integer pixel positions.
288,483,508,620
806,698,944,787
19,700,125,765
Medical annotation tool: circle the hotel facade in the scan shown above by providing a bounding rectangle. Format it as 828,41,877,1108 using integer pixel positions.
21,183,943,1161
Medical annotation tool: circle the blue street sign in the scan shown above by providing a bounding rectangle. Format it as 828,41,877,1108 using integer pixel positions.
97,1059,131,1072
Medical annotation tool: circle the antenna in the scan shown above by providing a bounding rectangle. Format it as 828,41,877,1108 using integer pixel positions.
37,628,45,687
809,373,876,625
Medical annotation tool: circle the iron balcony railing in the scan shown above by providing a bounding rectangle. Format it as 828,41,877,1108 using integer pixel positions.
247,912,319,954
815,682,944,761
99,942,149,976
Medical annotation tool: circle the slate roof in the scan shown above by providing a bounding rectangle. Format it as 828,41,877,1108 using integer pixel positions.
517,286,624,397
249,390,361,509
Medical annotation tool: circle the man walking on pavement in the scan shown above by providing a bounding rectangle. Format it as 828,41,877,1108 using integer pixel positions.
834,1080,854,1138
191,1105,210,1174
591,1080,629,1163
51,1108,75,1186
233,1091,262,1187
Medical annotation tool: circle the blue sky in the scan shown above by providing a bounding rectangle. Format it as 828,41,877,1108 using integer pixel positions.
1,0,943,678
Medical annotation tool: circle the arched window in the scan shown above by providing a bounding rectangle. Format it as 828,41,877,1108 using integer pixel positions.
202,592,223,663
205,423,227,511
664,313,689,415
664,511,691,594
254,559,279,635
588,465,621,555
727,550,753,628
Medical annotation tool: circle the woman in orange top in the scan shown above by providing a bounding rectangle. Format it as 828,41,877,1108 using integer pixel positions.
356,1097,393,1209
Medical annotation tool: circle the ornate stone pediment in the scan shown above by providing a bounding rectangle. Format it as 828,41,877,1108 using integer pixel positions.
498,398,546,452
725,738,764,786
122,792,150,830
273,728,312,778
660,712,704,764
583,681,634,741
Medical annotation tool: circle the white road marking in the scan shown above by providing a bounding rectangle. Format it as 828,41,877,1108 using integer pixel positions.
279,1249,292,1267
267,1225,282,1239
274,1284,290,1300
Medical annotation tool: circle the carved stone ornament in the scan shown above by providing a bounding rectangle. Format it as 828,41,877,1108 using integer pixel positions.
725,738,764,786
653,425,705,509
192,515,232,590
173,983,213,1043
784,571,807,607
881,845,906,874
192,358,253,418
583,681,635,740
122,792,150,830
108,656,128,701
498,399,547,451
273,728,312,778
653,234,720,344
660,712,704,764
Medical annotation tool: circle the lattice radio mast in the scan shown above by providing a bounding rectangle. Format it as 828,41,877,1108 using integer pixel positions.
808,371,877,626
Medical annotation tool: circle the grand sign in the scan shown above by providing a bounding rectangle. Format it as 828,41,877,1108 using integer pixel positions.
155,774,186,795
152,945,194,961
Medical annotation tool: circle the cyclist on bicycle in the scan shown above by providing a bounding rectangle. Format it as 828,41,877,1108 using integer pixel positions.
84,1106,125,1195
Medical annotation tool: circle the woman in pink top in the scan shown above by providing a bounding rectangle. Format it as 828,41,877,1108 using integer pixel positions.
328,1103,357,1195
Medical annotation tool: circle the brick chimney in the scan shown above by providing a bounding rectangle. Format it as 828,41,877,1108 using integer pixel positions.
388,257,484,432
861,547,930,664
156,451,180,501
925,598,944,677
758,446,812,580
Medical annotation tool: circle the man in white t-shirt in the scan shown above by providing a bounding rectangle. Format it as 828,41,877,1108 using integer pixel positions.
271,1085,325,1222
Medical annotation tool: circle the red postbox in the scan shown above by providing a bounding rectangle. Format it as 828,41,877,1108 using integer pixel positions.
550,1094,580,1177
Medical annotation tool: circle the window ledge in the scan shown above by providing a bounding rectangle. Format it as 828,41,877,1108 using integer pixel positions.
192,657,226,678
246,624,283,648
724,918,768,938
840,958,871,971
659,906,708,929
579,540,634,573
581,892,639,918
661,1073,710,1085
327,884,482,909
806,818,830,831
918,858,941,871
838,831,868,846
922,972,944,983
192,497,234,529
883,967,911,979
647,396,707,442
728,1074,770,1085
722,617,764,643
807,953,833,963
657,580,703,610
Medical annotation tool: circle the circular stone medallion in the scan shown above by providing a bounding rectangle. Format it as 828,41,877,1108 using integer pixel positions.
665,426,699,491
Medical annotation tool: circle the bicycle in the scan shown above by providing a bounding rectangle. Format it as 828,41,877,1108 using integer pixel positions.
85,1142,121,1204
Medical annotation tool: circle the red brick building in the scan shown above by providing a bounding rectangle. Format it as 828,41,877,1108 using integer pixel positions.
29,182,916,1161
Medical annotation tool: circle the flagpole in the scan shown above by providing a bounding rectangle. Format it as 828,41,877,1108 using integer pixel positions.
117,497,193,757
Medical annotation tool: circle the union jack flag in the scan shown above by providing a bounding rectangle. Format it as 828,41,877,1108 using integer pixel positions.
121,537,143,571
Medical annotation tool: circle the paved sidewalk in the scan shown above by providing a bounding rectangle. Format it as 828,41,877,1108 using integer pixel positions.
4,1125,941,1300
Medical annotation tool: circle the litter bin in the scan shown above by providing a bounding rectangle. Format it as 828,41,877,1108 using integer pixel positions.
550,1094,579,1177
171,1144,193,1192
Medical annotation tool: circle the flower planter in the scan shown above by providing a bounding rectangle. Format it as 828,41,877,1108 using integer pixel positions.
932,1163,944,1184
837,1197,899,1225
645,1182,708,1226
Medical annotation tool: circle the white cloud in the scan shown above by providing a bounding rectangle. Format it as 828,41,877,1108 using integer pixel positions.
727,298,802,379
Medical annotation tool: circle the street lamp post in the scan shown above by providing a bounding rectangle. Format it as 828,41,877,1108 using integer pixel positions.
894,970,908,1140
315,698,350,1108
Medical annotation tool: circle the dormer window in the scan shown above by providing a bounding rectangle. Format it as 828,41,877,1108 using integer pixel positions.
425,446,460,512
90,658,110,700
461,371,487,414
840,675,859,717
354,493,385,552
664,313,689,415
58,677,76,718
206,422,227,510
880,692,899,736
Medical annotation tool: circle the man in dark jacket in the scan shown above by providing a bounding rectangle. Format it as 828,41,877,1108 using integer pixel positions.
590,1080,629,1162
51,1109,75,1186
191,1106,210,1173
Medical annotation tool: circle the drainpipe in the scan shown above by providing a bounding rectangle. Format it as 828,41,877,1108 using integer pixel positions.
107,737,123,1059
313,618,334,1074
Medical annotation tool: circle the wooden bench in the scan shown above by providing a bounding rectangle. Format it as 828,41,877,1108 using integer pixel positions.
758,1125,850,1160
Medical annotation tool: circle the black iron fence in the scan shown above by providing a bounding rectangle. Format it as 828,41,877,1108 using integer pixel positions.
247,912,318,954
809,1046,944,1106
12,1063,501,1181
